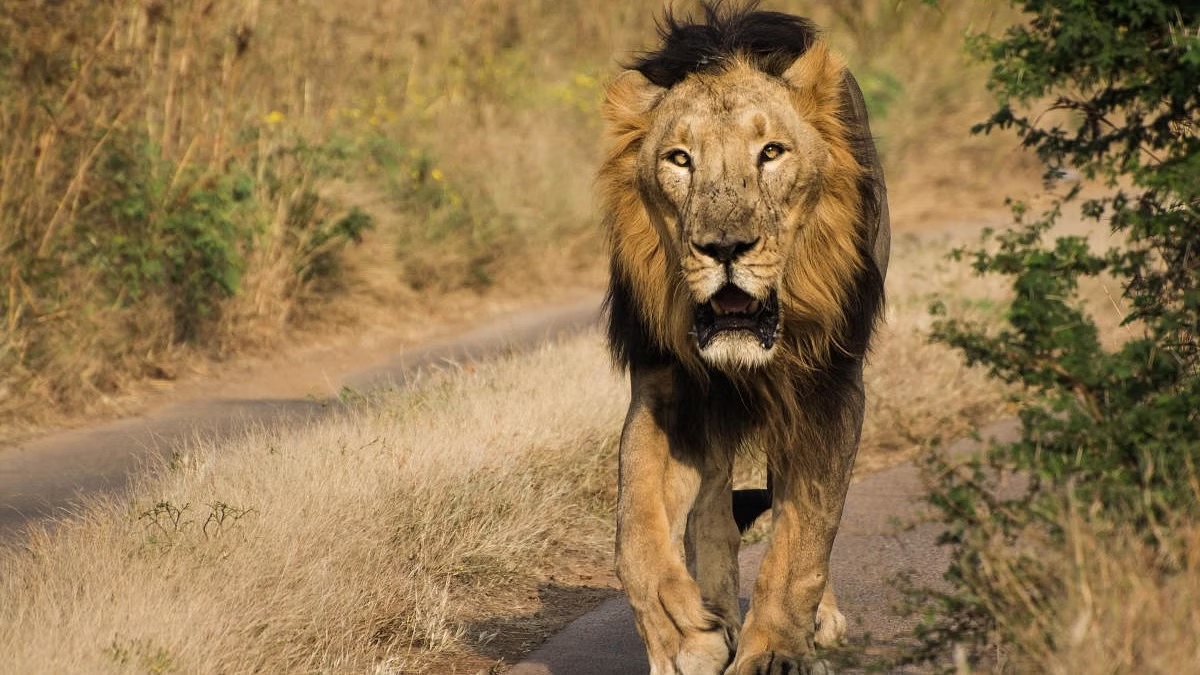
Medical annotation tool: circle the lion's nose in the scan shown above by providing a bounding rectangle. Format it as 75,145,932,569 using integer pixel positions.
693,235,759,264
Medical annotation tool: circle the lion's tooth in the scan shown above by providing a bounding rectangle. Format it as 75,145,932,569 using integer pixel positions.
748,300,760,314
711,299,724,315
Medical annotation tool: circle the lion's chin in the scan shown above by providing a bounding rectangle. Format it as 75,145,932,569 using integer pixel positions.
698,333,778,370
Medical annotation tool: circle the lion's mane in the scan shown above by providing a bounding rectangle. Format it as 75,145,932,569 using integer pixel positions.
599,2,888,461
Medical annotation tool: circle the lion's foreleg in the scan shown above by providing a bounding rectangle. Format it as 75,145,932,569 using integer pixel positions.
727,404,862,674
727,481,846,673
685,454,741,638
618,368,736,675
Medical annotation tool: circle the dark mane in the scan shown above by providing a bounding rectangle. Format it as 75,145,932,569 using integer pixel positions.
629,1,820,88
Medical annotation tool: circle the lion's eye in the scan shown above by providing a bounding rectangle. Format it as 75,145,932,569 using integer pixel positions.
665,149,692,168
759,143,785,163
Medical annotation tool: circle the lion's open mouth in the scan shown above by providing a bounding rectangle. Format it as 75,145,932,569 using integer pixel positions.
693,284,780,350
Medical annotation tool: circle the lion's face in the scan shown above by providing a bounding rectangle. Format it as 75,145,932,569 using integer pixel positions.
602,44,868,377
638,62,830,370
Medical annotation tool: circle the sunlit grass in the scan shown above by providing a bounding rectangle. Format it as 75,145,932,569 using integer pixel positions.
0,337,625,673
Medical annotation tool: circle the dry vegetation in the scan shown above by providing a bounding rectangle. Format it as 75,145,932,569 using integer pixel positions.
0,338,627,673
938,493,1200,674
807,0,1037,226
0,0,1030,439
1031,518,1200,673
0,0,630,436
859,228,1014,472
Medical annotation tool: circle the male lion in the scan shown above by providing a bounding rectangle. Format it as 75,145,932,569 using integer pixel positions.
599,4,889,674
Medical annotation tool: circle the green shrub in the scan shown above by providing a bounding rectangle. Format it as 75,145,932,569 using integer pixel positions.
78,138,251,341
911,0,1200,667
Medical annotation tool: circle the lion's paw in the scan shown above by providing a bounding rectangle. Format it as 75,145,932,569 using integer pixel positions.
813,603,846,648
674,620,735,675
725,652,833,675
642,579,736,675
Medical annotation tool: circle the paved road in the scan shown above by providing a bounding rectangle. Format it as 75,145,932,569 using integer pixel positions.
509,419,1020,674
0,298,602,540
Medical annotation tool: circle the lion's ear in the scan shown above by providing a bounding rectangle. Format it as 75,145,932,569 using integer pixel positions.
602,70,664,138
781,42,847,126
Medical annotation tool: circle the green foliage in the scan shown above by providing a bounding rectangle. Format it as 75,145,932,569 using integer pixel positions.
254,135,377,292
61,133,374,343
78,138,251,341
0,2,383,428
913,0,1200,666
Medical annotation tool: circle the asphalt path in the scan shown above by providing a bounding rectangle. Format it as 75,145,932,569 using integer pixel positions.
0,297,602,541
509,419,1020,674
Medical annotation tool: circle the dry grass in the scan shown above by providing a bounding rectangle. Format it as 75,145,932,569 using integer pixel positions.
0,337,627,673
941,496,1200,674
1035,518,1200,673
0,0,374,430
856,228,1014,474
0,0,637,435
804,0,1040,228
0,0,1037,438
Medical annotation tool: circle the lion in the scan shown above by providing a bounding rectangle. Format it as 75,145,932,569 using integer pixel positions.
598,4,889,674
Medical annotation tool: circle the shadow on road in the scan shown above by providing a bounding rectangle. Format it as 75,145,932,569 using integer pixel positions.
464,582,622,667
